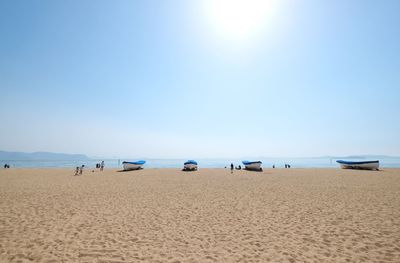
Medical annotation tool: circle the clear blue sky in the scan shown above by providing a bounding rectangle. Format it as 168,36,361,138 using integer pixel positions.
1,0,399,158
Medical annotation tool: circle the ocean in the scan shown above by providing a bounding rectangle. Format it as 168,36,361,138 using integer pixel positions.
2,157,400,169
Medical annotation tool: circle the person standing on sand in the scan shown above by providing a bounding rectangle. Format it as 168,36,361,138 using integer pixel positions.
75,167,79,176
230,163,234,174
100,161,104,171
79,165,84,175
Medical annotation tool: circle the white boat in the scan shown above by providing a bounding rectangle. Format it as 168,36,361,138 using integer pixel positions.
184,160,198,171
242,160,263,171
336,160,379,170
122,160,146,171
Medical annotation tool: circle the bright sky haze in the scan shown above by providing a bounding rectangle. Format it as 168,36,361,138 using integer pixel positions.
1,0,399,158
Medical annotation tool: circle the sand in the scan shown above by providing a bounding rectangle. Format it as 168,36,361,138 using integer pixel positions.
0,168,399,262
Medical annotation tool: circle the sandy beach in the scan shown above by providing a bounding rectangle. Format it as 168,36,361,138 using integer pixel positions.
0,168,399,262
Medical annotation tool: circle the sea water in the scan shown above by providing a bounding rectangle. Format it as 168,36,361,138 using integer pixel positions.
2,157,400,169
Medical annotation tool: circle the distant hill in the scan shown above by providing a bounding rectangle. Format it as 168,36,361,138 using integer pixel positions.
320,155,400,159
0,151,89,160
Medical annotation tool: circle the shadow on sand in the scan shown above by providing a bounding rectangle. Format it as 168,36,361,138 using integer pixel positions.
243,168,263,172
181,169,197,172
116,168,144,173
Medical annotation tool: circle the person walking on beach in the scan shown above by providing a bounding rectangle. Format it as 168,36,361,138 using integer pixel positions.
230,163,234,174
100,161,104,171
79,165,84,175
75,166,79,176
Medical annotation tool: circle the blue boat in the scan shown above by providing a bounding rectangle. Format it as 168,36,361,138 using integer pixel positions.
242,160,263,171
122,160,146,171
336,160,379,170
184,160,198,171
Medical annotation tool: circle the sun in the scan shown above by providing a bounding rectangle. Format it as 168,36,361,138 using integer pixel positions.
203,0,278,42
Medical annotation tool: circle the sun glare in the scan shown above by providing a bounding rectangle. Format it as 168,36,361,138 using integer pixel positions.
204,0,278,43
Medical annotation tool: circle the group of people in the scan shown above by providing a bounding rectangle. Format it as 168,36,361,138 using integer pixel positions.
74,165,85,176
95,161,105,171
272,164,291,168
227,163,292,171
74,161,105,176
229,163,242,173
3,164,10,169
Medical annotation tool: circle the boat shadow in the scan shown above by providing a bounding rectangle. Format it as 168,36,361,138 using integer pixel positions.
243,168,263,172
116,168,144,173
181,169,197,172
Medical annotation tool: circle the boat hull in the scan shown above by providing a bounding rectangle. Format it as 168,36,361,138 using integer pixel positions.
337,160,379,170
184,163,197,171
242,161,262,171
123,162,145,171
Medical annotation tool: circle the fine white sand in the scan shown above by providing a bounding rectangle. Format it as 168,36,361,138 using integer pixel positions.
0,168,400,262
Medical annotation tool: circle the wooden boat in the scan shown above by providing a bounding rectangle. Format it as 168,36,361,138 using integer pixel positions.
242,160,263,171
336,160,379,170
183,160,198,171
122,160,146,171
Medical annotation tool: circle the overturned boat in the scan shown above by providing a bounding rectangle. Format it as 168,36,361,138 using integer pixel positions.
242,160,263,171
183,160,198,171
122,160,146,171
336,160,379,170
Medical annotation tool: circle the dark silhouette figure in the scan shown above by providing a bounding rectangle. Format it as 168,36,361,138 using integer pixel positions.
230,163,234,174
79,165,84,175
